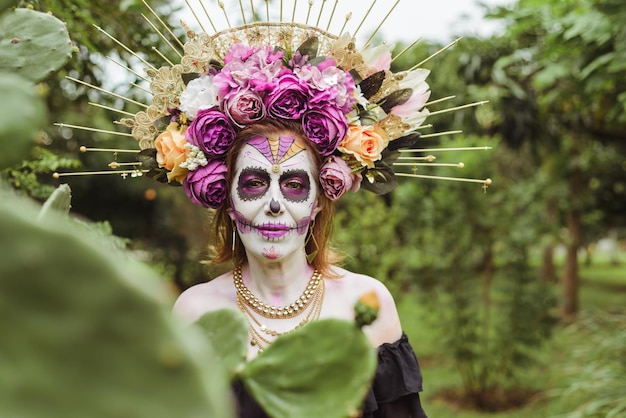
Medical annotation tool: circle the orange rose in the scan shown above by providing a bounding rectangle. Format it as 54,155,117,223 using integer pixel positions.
155,123,188,171
338,125,389,169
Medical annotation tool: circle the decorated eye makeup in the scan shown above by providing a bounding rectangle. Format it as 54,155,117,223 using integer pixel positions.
279,169,310,202
237,168,270,201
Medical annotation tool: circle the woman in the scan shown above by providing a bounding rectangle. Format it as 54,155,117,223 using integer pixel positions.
173,119,427,417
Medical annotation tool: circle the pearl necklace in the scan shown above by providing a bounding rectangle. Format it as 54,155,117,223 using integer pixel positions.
233,265,322,319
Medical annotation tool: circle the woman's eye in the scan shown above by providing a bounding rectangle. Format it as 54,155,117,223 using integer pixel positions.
283,180,303,190
246,178,267,188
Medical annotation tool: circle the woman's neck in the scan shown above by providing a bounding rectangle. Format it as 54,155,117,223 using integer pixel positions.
242,251,315,307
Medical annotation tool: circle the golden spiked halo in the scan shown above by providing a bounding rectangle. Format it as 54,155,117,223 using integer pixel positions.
53,0,492,204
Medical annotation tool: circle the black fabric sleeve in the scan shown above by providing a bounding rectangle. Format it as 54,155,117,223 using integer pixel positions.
361,333,428,418
231,333,428,418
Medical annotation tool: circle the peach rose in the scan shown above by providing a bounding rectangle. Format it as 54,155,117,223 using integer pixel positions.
155,122,188,171
338,125,389,169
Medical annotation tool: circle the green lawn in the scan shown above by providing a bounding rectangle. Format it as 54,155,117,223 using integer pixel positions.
397,259,626,417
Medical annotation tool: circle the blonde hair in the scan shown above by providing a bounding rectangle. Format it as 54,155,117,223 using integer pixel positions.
209,119,341,276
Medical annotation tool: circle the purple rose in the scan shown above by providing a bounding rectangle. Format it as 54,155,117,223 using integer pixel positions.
224,89,266,127
319,156,362,200
183,160,228,208
301,105,348,156
265,73,309,120
186,107,236,158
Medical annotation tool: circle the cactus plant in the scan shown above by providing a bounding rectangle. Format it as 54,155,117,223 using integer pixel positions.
241,319,377,418
196,309,249,378
37,183,72,220
0,191,234,418
0,72,46,169
0,8,73,82
0,8,73,169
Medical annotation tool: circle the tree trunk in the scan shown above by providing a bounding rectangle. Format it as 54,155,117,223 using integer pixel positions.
541,245,555,283
541,198,557,283
562,169,583,320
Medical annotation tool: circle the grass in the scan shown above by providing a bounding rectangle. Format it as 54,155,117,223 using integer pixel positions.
397,256,626,417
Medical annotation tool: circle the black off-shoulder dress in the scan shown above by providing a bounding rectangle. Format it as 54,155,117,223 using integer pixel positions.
232,333,428,418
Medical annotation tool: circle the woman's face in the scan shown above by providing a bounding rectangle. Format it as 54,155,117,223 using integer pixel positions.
228,133,320,261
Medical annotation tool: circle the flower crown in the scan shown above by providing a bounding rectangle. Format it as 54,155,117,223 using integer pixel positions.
54,3,491,201
118,21,431,209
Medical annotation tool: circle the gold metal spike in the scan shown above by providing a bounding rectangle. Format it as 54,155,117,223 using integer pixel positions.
363,0,400,48
54,123,134,138
184,0,209,33
353,0,377,37
141,14,183,59
141,0,185,49
412,38,461,70
65,76,148,108
427,101,489,117
324,0,338,31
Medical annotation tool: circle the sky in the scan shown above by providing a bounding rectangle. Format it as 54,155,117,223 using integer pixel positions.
179,0,514,45
373,0,514,43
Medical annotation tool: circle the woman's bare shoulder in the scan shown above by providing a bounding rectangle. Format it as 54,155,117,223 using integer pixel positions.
327,265,403,346
172,271,237,324
328,265,394,296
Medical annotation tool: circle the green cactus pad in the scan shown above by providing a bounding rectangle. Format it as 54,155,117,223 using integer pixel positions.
0,192,234,418
196,308,249,378
0,8,73,82
0,72,45,169
241,319,377,418
37,183,72,220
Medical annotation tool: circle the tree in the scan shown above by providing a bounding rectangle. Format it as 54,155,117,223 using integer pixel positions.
485,0,626,318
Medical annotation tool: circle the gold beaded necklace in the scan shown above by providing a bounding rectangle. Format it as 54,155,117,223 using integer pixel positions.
233,266,325,351
233,265,322,319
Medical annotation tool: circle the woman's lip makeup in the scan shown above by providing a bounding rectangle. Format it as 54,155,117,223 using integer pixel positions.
256,223,291,239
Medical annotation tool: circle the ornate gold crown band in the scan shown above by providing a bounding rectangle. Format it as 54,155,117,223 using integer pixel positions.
53,0,492,199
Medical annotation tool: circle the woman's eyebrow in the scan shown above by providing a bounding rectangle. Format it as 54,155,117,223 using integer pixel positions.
279,169,310,182
239,167,270,179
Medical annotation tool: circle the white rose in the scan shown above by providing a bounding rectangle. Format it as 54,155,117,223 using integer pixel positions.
179,76,219,119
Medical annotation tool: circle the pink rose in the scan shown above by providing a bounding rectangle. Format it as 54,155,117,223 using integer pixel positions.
301,105,348,156
182,159,228,208
265,73,309,120
319,156,362,200
224,89,266,127
186,107,237,158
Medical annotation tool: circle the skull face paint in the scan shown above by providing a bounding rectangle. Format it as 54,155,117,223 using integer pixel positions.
229,134,320,261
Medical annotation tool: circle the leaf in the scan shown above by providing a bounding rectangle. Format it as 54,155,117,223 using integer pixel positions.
579,53,614,80
136,149,171,184
136,148,160,170
378,88,413,113
0,191,234,418
241,319,376,418
153,115,172,131
359,154,398,196
349,69,363,84
0,72,45,169
37,184,72,221
387,132,420,151
196,309,248,379
358,70,385,100
296,36,319,60
181,72,201,85
0,8,73,82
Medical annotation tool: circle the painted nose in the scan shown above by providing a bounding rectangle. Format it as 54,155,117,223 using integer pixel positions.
269,199,281,214
265,183,284,216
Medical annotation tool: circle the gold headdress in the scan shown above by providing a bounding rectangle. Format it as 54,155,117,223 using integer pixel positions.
54,0,492,207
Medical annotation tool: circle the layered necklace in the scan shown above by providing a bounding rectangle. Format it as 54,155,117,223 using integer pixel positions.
233,265,325,351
